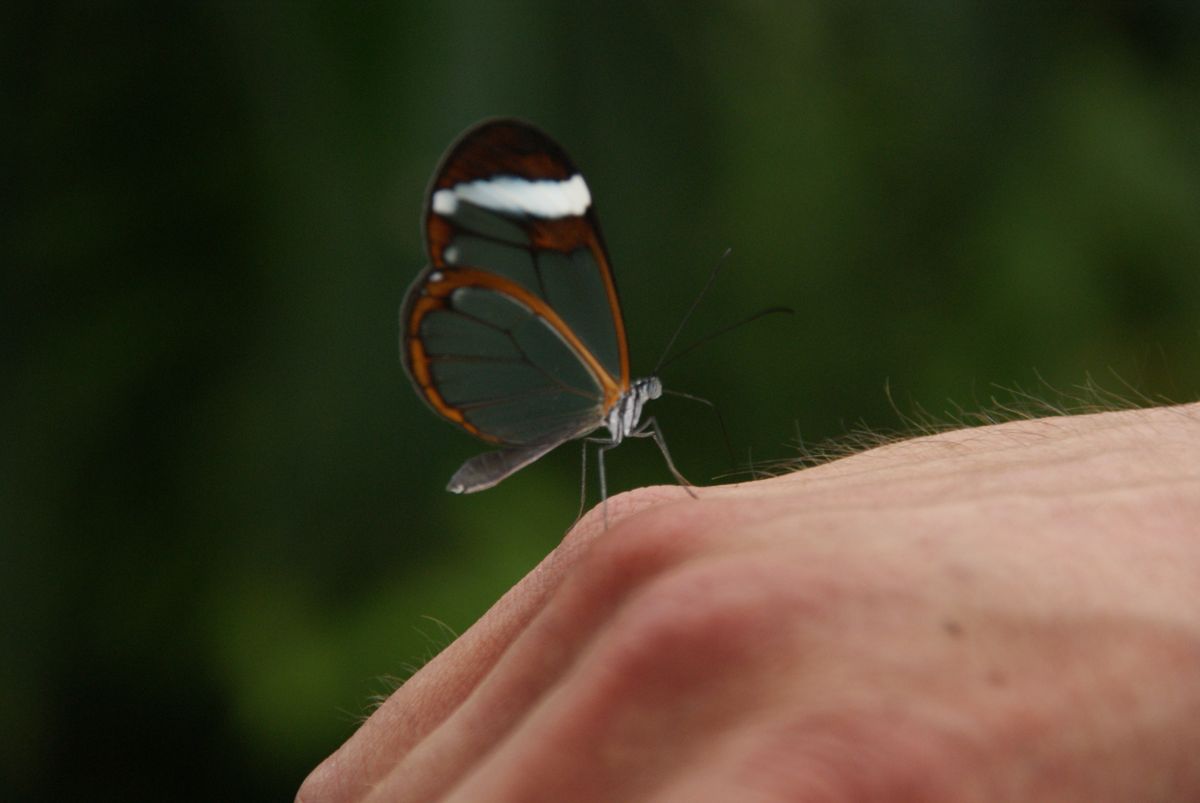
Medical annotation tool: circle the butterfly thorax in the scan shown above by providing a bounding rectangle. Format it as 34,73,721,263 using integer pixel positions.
604,376,662,444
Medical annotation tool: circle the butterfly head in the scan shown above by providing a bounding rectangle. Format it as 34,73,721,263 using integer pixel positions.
635,376,663,402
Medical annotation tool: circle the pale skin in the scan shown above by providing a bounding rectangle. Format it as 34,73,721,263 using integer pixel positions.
298,403,1200,802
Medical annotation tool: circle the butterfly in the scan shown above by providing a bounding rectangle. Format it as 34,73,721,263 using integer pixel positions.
400,118,694,507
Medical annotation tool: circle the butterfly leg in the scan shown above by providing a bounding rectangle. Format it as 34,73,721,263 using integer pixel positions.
633,417,698,499
576,434,619,528
593,435,622,529
572,439,590,527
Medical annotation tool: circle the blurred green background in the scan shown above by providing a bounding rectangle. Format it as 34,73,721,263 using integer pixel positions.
5,2,1199,799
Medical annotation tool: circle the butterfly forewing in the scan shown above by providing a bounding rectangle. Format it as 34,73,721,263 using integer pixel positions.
402,120,631,475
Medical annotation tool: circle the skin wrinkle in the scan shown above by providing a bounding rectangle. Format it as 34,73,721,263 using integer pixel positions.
298,403,1200,802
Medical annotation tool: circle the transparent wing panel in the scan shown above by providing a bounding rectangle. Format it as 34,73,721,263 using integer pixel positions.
416,285,605,445
536,247,621,379
435,201,623,382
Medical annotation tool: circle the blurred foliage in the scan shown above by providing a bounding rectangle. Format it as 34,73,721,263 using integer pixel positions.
4,1,1199,799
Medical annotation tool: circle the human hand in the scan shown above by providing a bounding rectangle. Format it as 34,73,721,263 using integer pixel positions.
299,404,1200,802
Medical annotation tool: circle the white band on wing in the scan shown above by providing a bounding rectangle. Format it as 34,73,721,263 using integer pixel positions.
432,173,592,219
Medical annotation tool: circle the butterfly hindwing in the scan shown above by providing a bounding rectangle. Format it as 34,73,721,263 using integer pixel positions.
402,267,607,446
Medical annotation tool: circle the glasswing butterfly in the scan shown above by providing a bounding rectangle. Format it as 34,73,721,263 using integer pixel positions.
400,119,693,509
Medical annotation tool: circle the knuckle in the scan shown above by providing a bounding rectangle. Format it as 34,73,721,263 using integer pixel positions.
564,495,717,608
599,555,810,679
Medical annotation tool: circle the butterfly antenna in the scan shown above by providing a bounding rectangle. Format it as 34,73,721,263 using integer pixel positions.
663,388,735,466
658,306,794,371
653,247,733,375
